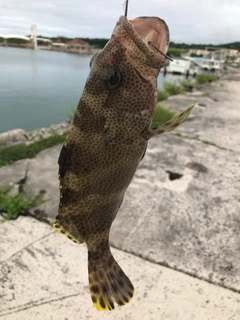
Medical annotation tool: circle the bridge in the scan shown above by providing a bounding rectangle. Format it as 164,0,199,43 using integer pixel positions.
0,26,52,49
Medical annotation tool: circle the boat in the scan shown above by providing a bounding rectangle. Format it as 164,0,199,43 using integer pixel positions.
200,48,225,72
165,58,199,76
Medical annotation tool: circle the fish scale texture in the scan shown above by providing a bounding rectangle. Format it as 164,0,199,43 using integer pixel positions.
53,15,194,310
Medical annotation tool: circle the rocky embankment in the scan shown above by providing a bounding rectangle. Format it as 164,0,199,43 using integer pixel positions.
0,120,71,149
1,73,240,319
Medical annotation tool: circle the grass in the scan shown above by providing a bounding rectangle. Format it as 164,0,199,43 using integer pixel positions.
0,132,68,168
164,82,182,95
157,82,183,102
179,80,196,91
151,104,176,129
0,186,46,222
174,132,184,137
198,139,227,150
201,92,210,97
157,89,169,101
196,74,217,84
65,104,76,120
167,47,188,58
157,74,217,103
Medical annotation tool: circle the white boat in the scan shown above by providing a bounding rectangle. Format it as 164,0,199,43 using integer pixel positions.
199,47,226,72
165,58,199,76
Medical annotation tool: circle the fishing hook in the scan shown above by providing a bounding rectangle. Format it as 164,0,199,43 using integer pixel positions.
123,1,172,62
148,41,173,61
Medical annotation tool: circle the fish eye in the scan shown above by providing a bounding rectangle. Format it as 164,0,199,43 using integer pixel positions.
107,70,122,90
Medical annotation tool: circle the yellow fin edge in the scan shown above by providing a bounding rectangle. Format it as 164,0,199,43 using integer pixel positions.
53,220,81,244
93,288,135,311
94,302,112,311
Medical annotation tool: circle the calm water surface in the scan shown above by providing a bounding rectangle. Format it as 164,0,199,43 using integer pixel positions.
0,46,187,133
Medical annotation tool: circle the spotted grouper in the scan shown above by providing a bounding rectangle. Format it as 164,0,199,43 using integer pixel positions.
53,14,195,311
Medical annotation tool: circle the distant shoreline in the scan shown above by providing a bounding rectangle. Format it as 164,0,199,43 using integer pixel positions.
0,43,96,55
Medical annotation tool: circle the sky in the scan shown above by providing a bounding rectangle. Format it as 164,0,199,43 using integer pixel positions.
0,0,240,45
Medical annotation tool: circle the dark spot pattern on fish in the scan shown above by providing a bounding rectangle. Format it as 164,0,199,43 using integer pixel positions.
73,101,106,134
58,144,73,178
54,13,195,311
60,188,79,207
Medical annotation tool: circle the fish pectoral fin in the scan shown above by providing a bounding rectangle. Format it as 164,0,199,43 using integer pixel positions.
142,103,196,140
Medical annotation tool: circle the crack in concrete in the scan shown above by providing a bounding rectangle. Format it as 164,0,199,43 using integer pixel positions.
172,132,233,151
17,165,29,194
0,230,56,265
110,244,240,295
0,292,80,317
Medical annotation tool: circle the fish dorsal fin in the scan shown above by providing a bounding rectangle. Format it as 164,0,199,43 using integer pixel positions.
142,103,196,140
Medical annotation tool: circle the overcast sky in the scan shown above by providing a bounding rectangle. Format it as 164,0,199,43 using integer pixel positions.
0,0,240,45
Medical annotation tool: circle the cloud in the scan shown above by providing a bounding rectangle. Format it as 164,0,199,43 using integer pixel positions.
0,0,239,44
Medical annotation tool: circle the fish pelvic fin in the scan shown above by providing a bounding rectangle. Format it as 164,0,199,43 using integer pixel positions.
142,103,196,140
88,247,134,311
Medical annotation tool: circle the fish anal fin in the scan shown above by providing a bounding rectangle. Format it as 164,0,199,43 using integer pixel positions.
142,103,196,140
53,218,83,244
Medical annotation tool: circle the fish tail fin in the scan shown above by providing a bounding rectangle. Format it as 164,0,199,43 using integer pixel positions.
143,103,196,140
88,247,134,311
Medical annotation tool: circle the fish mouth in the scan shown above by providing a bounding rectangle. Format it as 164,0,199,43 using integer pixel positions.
113,16,170,68
129,16,169,56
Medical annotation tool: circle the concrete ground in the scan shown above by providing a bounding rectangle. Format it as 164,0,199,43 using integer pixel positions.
1,216,240,320
1,74,240,319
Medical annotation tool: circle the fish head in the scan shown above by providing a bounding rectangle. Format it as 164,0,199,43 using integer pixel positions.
119,15,169,74
85,16,170,136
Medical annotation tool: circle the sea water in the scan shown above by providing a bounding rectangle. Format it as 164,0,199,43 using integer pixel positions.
0,46,186,133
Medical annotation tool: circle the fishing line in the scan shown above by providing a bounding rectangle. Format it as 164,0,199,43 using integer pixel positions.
148,41,173,61
124,0,129,17
123,1,172,62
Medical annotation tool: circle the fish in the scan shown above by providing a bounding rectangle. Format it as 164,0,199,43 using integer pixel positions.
53,13,195,311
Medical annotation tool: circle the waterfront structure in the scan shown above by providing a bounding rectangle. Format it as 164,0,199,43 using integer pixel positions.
188,48,206,56
0,25,51,50
30,25,37,50
51,38,93,54
0,31,92,54
189,47,240,63
65,39,92,54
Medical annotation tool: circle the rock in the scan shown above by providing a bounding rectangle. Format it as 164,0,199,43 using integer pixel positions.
0,121,71,149
0,129,28,147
